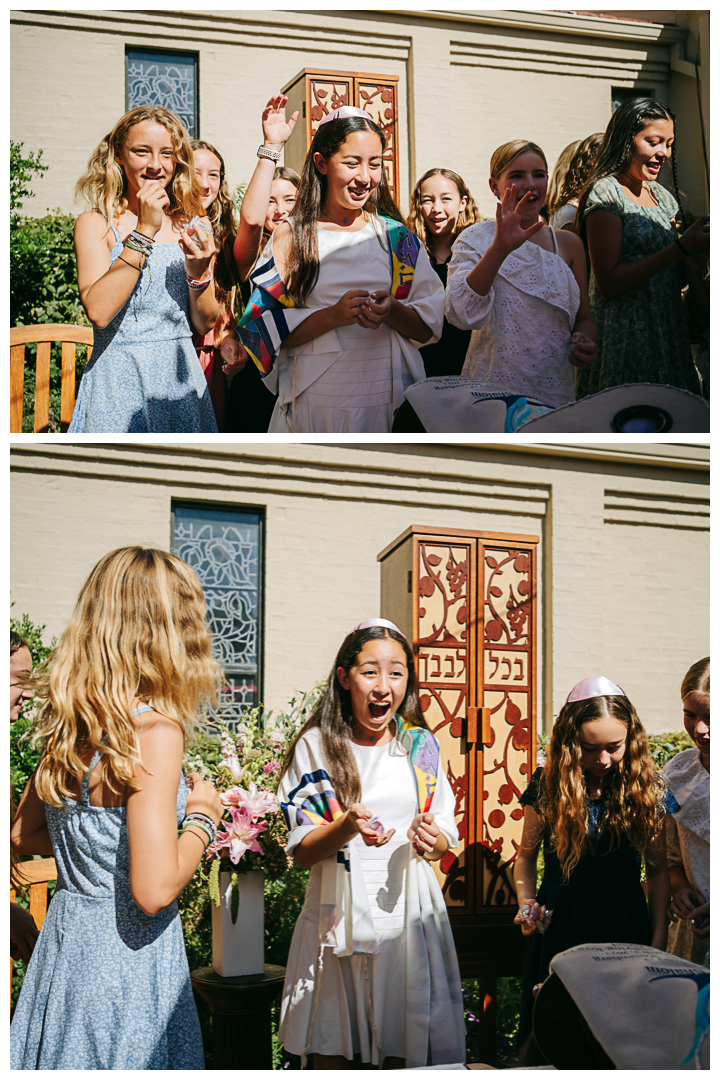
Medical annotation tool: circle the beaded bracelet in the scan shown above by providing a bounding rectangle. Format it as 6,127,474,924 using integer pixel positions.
117,254,143,272
128,229,155,257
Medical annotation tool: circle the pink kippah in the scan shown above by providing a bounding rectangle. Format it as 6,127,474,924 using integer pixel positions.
566,676,626,703
349,617,407,640
318,105,375,127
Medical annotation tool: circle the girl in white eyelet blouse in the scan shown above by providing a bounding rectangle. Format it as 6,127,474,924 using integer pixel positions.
446,140,597,408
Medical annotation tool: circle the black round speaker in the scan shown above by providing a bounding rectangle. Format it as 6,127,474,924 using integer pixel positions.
610,404,673,433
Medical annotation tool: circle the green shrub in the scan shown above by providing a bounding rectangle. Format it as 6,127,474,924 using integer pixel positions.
11,141,90,432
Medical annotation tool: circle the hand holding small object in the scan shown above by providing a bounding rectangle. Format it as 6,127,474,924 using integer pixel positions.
347,803,395,847
179,217,216,279
514,901,553,935
356,289,393,330
184,772,223,827
568,332,596,368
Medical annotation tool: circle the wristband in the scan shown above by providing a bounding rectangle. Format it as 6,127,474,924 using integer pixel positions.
181,822,212,848
257,145,281,163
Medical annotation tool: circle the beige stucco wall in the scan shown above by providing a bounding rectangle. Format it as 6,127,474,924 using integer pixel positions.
11,8,708,219
10,442,708,736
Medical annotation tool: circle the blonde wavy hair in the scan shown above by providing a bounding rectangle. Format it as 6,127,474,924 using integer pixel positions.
407,168,483,258
490,140,548,180
681,656,709,699
32,547,224,807
536,695,666,880
75,106,204,228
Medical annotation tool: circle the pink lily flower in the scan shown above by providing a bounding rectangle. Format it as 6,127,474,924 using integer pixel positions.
230,781,278,821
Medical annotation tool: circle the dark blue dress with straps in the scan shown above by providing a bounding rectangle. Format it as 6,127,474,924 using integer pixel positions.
517,765,679,1043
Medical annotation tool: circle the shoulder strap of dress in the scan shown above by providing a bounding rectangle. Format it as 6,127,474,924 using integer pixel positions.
549,227,559,255
91,208,121,242
80,736,108,806
130,703,155,717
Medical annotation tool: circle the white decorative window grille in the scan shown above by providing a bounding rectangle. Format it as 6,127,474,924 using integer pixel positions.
126,49,198,136
173,504,263,729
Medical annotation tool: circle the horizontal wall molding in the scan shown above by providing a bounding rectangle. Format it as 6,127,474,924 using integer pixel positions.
604,488,709,531
10,10,412,62
388,9,687,44
10,445,550,519
450,38,669,81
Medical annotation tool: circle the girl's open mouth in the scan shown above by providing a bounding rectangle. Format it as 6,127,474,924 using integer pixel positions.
368,702,390,720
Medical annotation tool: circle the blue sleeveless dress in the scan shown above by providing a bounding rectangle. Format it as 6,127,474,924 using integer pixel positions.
68,219,218,433
10,708,205,1070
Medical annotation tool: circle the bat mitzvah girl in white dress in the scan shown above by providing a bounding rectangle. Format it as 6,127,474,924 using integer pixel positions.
277,619,465,1069
233,107,444,433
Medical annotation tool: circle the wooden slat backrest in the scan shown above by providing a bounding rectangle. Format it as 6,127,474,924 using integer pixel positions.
9,325,93,433
10,858,58,994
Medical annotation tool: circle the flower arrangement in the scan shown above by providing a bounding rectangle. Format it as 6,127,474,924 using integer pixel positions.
186,688,323,923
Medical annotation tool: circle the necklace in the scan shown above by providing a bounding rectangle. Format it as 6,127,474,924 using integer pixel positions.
352,716,394,745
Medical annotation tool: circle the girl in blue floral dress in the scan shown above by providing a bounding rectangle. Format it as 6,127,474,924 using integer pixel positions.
10,547,224,1069
69,106,219,433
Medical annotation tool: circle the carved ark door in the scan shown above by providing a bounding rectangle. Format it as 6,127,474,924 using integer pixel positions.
379,525,538,977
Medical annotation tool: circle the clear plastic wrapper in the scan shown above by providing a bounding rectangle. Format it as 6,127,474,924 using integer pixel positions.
368,816,385,834
187,216,213,246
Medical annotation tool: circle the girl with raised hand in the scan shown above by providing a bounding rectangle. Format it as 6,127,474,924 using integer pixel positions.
407,167,482,377
277,619,465,1069
191,138,247,430
446,140,597,408
574,97,709,397
69,107,218,433
10,547,224,1070
547,132,603,230
222,95,301,433
663,657,710,964
513,677,675,1042
231,106,444,433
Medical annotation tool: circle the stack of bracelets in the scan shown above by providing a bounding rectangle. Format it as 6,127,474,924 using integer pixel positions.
180,812,218,851
186,257,215,291
120,228,155,272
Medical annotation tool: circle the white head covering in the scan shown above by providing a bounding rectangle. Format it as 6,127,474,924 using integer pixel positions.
566,675,626,703
317,105,375,127
348,617,406,640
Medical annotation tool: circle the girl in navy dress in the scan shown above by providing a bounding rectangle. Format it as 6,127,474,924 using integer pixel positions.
11,547,224,1069
513,676,675,1041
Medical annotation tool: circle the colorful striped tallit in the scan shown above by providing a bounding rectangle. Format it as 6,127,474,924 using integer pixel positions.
236,216,422,376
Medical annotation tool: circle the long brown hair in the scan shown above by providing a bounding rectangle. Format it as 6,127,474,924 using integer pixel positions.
574,98,680,244
407,168,482,258
75,105,204,229
553,133,603,214
537,695,666,880
285,115,404,306
31,546,224,807
279,626,427,809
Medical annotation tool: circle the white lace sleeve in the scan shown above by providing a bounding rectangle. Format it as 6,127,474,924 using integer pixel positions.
665,813,683,869
445,224,496,331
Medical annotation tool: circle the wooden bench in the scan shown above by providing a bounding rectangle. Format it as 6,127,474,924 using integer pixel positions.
10,324,93,433
10,857,57,991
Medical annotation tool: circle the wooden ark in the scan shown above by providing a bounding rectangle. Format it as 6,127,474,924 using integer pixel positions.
379,525,539,984
281,68,399,198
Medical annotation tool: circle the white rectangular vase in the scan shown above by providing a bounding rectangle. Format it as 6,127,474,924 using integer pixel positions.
211,869,265,977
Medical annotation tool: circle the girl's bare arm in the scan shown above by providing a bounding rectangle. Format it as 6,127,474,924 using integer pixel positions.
11,774,53,856
127,712,223,915
513,805,543,935
644,821,671,951
293,804,392,868
586,210,709,300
